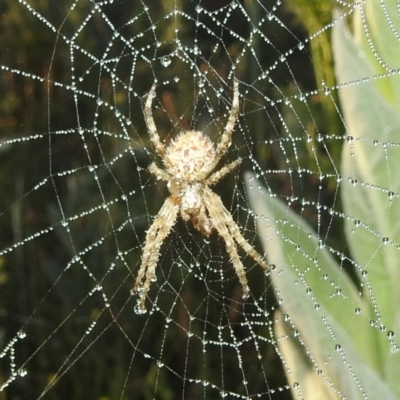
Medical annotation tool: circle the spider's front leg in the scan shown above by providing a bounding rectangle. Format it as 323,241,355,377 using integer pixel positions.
148,162,171,182
214,78,239,166
206,158,242,187
144,83,166,157
132,196,179,314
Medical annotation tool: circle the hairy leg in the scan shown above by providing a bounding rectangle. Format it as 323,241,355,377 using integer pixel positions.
206,158,242,187
204,188,269,282
144,83,166,157
203,188,250,299
215,79,239,162
148,162,171,182
132,196,179,313
226,216,269,273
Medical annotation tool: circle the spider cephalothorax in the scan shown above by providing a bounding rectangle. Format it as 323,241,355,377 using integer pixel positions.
132,79,269,314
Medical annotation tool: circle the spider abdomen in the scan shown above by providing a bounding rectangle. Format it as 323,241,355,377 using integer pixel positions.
180,184,203,217
164,130,216,181
180,184,213,236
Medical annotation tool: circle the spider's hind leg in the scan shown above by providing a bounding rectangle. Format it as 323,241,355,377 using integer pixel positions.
203,189,250,299
132,196,179,313
227,219,269,273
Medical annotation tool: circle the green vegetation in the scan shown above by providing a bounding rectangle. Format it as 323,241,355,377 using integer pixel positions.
247,1,400,398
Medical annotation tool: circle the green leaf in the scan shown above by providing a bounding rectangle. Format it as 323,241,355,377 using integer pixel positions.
353,1,400,106
245,172,397,399
274,310,341,400
332,7,400,394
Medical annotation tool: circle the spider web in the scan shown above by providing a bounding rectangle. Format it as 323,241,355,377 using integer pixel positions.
1,0,399,399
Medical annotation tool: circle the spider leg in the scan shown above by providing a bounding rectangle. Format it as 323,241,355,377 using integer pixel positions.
144,83,166,157
148,162,171,182
203,188,250,299
206,158,242,187
204,188,269,295
214,78,239,164
226,213,269,273
132,196,179,313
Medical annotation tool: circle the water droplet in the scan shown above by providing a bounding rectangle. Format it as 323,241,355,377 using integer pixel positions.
18,368,27,377
388,331,395,339
297,42,304,50
383,237,389,244
17,330,26,339
160,56,171,67
335,344,342,351
134,302,147,315
361,270,368,277
355,307,361,314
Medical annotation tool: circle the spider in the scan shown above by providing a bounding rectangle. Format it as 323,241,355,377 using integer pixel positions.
132,79,269,314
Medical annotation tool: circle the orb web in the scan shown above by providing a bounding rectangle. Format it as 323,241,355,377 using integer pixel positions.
0,1,399,399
